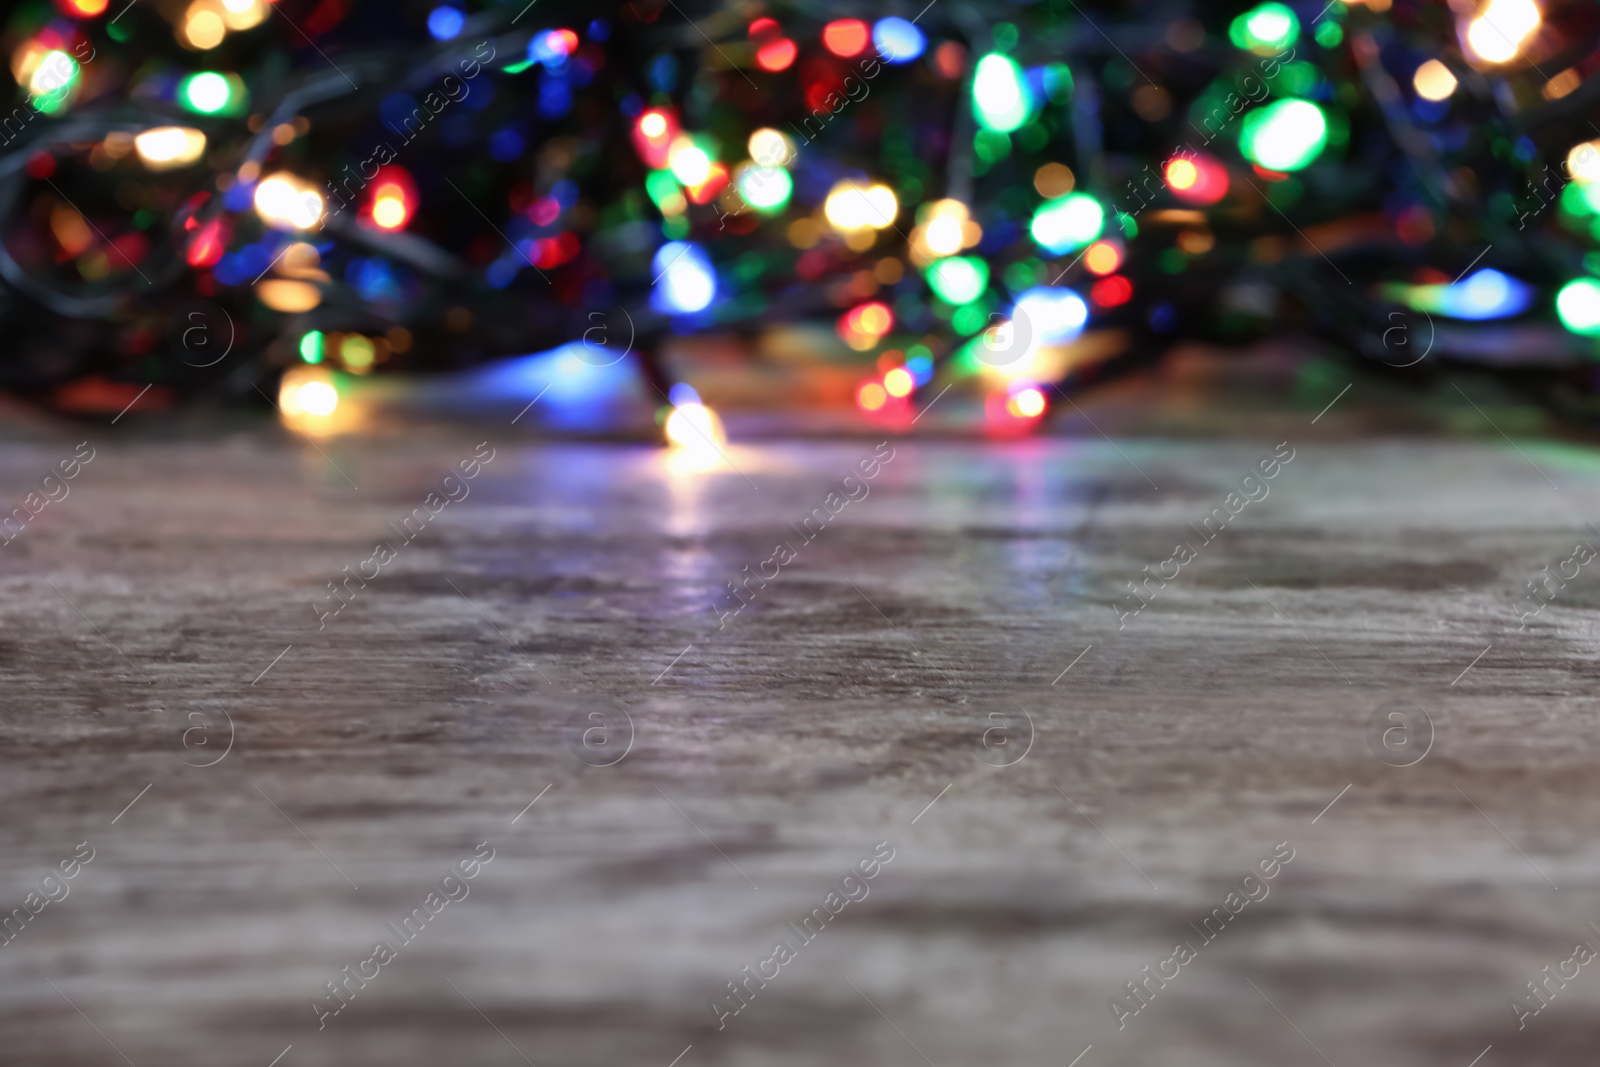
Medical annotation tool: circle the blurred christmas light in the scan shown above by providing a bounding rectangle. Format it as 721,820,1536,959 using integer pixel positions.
294,380,338,416
926,256,988,304
1398,268,1533,320
1239,99,1328,172
1090,275,1133,307
341,335,376,373
1166,152,1229,205
254,174,325,230
822,19,869,58
180,1,227,49
824,181,898,232
427,6,465,40
1556,278,1600,336
178,71,239,114
652,241,716,314
735,165,792,212
1030,192,1105,254
185,217,227,267
872,17,925,64
1463,0,1541,65
278,367,339,425
25,50,79,113
973,53,1032,133
60,0,108,16
256,279,322,312
684,163,729,205
750,18,797,72
857,381,888,411
1007,386,1046,418
1567,141,1600,184
218,0,267,31
838,301,894,350
631,108,678,169
924,215,965,257
668,139,713,187
367,170,416,231
531,28,579,64
1084,240,1122,275
1033,162,1075,198
645,170,687,215
665,401,727,455
299,331,324,364
1413,59,1457,101
134,126,207,169
883,367,915,397
1229,3,1298,55
747,127,794,167
1014,286,1088,343
911,200,978,264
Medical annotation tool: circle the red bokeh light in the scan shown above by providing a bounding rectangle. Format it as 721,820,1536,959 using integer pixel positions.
185,218,227,268
750,17,797,72
1165,152,1230,206
756,38,797,72
1090,275,1134,307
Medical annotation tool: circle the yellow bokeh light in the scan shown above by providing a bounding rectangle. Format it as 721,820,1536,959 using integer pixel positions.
256,279,322,312
747,127,794,167
1007,388,1046,418
1567,140,1600,184
1463,0,1541,64
182,5,227,50
664,402,727,455
254,174,325,231
1166,158,1199,189
278,367,341,429
134,126,207,169
219,0,267,30
924,215,965,256
372,196,407,229
667,138,712,187
824,181,898,232
1412,59,1458,101
883,367,914,397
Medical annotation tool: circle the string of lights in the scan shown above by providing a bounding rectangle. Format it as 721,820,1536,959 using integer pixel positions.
2,0,1600,430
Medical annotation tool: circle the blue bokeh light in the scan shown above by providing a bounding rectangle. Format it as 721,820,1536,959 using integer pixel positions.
873,18,925,64
427,6,464,41
652,242,717,315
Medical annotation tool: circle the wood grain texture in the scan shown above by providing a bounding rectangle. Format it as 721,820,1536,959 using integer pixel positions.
1,420,1598,1067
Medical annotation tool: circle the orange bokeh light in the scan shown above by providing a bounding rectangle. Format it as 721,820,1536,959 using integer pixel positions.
822,19,869,57
857,381,888,411
756,38,797,71
1084,241,1122,276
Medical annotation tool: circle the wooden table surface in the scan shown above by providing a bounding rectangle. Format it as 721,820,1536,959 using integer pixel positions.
3,358,1600,1067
